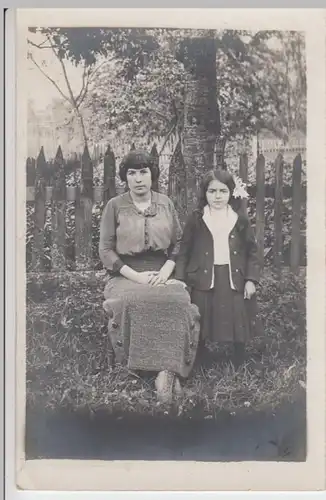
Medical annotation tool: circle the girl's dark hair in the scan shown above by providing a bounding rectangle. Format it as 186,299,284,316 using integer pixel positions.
119,149,160,183
196,169,241,212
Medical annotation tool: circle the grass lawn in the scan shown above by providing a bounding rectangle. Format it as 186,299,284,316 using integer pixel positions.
26,267,306,419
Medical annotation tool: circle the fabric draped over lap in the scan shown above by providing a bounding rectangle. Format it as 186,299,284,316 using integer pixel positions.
103,257,200,377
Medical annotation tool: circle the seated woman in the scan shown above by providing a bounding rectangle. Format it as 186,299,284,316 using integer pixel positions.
99,149,200,404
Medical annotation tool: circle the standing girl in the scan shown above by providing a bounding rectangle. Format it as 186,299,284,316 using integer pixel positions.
175,169,262,369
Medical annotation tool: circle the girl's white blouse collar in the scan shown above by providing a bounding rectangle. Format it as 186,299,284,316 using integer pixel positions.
203,204,238,225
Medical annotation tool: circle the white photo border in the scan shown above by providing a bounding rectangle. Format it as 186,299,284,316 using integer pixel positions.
5,7,326,495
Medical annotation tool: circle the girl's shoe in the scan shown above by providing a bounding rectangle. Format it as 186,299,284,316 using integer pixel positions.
155,370,174,404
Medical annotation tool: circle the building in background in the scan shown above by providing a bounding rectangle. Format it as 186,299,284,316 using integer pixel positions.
252,129,306,163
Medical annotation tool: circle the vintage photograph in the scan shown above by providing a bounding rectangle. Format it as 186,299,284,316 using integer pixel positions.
23,22,308,467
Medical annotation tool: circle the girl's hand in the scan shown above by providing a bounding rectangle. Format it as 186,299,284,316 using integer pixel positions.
244,280,256,300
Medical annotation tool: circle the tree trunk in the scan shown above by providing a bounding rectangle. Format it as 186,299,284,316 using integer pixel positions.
181,37,220,212
75,107,89,148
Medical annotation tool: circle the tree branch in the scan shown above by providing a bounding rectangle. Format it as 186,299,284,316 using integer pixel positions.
76,81,90,107
27,39,53,50
78,58,115,106
88,57,115,83
158,121,177,155
171,98,179,122
219,36,281,109
148,108,171,123
28,52,72,104
75,61,88,106
76,75,92,108
46,33,89,146
76,59,109,107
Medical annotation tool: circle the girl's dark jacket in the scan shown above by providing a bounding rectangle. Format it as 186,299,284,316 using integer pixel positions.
174,208,260,292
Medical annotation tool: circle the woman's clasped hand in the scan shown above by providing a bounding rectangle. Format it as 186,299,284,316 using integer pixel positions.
136,261,177,286
134,271,186,286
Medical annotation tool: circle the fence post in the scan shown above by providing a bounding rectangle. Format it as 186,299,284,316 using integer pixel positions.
273,153,284,273
31,147,47,272
290,154,302,274
26,157,36,187
256,154,265,268
239,153,248,215
103,145,116,206
151,143,159,192
51,146,66,271
75,145,93,270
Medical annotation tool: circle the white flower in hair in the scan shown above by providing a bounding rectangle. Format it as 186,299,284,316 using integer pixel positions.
232,175,249,199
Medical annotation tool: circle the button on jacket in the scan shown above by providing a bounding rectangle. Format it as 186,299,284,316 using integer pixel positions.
174,208,260,292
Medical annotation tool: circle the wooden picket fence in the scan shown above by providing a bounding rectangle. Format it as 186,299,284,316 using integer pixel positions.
26,142,306,275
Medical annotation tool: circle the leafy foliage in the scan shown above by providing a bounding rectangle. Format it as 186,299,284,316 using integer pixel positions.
28,27,160,70
84,45,186,146
83,29,306,146
29,27,306,153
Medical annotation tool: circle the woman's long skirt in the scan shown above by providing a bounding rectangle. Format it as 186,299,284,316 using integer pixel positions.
103,252,200,378
191,264,263,343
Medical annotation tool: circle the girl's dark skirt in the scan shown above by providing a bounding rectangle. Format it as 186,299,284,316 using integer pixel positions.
191,264,262,344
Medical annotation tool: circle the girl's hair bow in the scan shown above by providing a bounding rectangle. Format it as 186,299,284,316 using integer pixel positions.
232,175,249,199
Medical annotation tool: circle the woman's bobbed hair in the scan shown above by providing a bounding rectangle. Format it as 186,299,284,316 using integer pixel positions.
197,169,241,212
119,149,160,183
